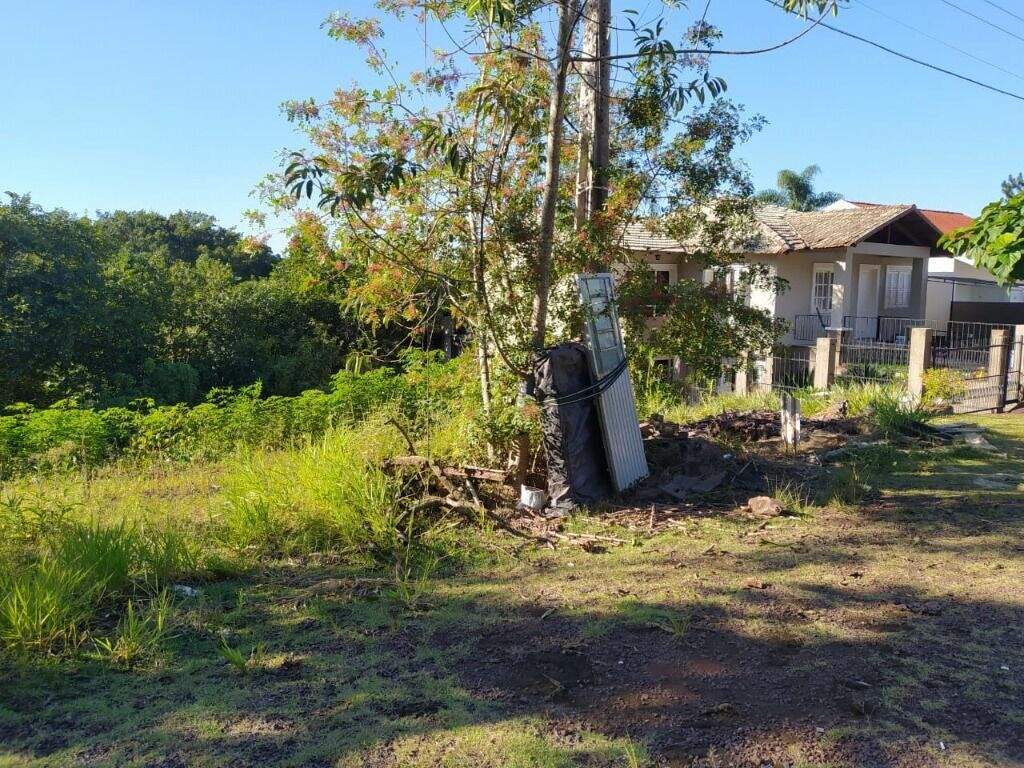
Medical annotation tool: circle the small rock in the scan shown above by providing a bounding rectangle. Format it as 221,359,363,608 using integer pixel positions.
974,475,1015,490
963,433,997,451
842,678,872,691
172,584,199,598
746,496,784,517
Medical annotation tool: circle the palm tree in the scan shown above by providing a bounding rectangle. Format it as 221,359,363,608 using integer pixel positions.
754,165,842,211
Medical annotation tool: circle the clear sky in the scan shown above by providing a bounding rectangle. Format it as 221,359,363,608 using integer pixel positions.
3,0,1023,251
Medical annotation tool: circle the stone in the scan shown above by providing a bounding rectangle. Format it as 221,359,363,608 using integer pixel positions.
746,496,784,517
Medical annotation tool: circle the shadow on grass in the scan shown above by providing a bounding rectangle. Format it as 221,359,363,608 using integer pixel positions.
3,552,1023,767
3,419,1024,767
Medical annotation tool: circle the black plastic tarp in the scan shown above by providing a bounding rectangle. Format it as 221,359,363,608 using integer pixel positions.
533,343,612,510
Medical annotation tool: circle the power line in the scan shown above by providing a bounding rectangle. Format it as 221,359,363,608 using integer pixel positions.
854,0,1024,82
979,0,1024,25
765,0,1024,102
574,3,836,62
935,0,1024,45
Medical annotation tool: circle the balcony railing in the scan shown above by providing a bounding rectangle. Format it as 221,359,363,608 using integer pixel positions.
792,314,930,345
792,312,832,342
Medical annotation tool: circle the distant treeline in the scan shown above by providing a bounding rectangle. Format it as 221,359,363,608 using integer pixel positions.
1,194,366,408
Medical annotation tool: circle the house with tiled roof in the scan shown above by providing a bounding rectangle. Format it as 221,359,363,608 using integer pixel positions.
824,200,1024,327
624,203,944,348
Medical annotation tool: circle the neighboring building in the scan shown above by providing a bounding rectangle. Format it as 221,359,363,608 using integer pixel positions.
624,203,943,349
824,200,1024,327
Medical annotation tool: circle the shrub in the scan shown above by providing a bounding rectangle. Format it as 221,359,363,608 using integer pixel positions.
0,355,472,479
922,367,967,410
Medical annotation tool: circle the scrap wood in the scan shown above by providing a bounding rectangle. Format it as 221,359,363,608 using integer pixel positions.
410,494,530,539
390,455,510,485
548,531,629,545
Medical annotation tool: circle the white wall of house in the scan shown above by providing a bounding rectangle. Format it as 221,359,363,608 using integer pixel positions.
926,255,1022,326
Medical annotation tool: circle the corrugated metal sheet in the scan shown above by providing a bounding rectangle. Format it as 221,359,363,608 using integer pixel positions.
578,274,649,492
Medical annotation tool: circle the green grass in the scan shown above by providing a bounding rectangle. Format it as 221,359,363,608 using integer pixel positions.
2,403,1023,767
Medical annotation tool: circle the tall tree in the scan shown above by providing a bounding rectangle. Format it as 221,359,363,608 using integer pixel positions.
1002,172,1024,199
277,1,840,403
754,164,841,211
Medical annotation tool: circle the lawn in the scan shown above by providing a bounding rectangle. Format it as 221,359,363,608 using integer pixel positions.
2,412,1023,768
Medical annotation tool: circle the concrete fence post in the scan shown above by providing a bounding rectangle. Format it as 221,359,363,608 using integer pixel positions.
988,328,1011,413
907,326,933,405
734,354,749,396
814,336,835,391
828,328,849,376
759,353,774,393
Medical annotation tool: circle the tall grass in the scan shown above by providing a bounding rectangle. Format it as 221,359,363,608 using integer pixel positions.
0,495,204,659
219,419,460,571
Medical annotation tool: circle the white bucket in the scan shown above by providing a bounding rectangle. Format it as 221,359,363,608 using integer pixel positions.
519,485,547,511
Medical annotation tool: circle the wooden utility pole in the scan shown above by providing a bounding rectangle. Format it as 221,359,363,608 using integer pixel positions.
574,0,611,229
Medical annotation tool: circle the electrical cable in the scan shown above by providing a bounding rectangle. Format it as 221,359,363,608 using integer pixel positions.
854,0,1024,82
764,0,1024,102
934,0,1024,45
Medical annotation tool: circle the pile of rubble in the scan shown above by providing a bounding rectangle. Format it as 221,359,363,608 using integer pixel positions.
383,405,882,547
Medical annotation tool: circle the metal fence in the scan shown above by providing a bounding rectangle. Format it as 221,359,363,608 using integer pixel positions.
836,339,909,387
751,347,814,393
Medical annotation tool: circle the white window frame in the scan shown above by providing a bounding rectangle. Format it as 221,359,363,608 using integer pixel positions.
650,264,675,286
884,265,912,309
811,264,834,313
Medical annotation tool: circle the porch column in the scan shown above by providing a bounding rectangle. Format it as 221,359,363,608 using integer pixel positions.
830,249,858,329
910,257,928,319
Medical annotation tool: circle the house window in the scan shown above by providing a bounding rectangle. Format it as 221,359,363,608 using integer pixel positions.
653,269,671,287
812,265,834,312
885,266,912,308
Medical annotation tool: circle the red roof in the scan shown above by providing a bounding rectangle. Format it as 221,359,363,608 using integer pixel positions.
845,201,972,234
918,209,973,234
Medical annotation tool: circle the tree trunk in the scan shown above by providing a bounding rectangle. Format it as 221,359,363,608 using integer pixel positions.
529,0,579,353
575,0,611,231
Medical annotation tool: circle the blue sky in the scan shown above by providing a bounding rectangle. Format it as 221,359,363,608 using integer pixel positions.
3,0,1022,251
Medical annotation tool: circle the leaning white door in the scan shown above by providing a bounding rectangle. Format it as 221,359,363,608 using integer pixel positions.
577,274,649,492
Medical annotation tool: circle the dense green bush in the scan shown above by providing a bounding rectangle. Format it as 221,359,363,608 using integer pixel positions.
0,351,485,478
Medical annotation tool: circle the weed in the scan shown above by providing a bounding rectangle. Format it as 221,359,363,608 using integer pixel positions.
824,465,869,509
51,520,135,596
617,600,691,641
0,557,94,655
767,479,816,518
218,637,248,672
92,590,172,667
218,636,265,673
623,738,649,768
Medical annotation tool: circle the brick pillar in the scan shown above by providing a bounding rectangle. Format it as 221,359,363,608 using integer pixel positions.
988,328,1011,413
907,326,933,404
814,336,835,390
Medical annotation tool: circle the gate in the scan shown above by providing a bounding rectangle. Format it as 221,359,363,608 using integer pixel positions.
929,325,1017,414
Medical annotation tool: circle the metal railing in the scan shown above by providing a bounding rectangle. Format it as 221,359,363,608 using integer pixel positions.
751,347,815,393
836,340,910,386
792,312,831,342
841,315,878,340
